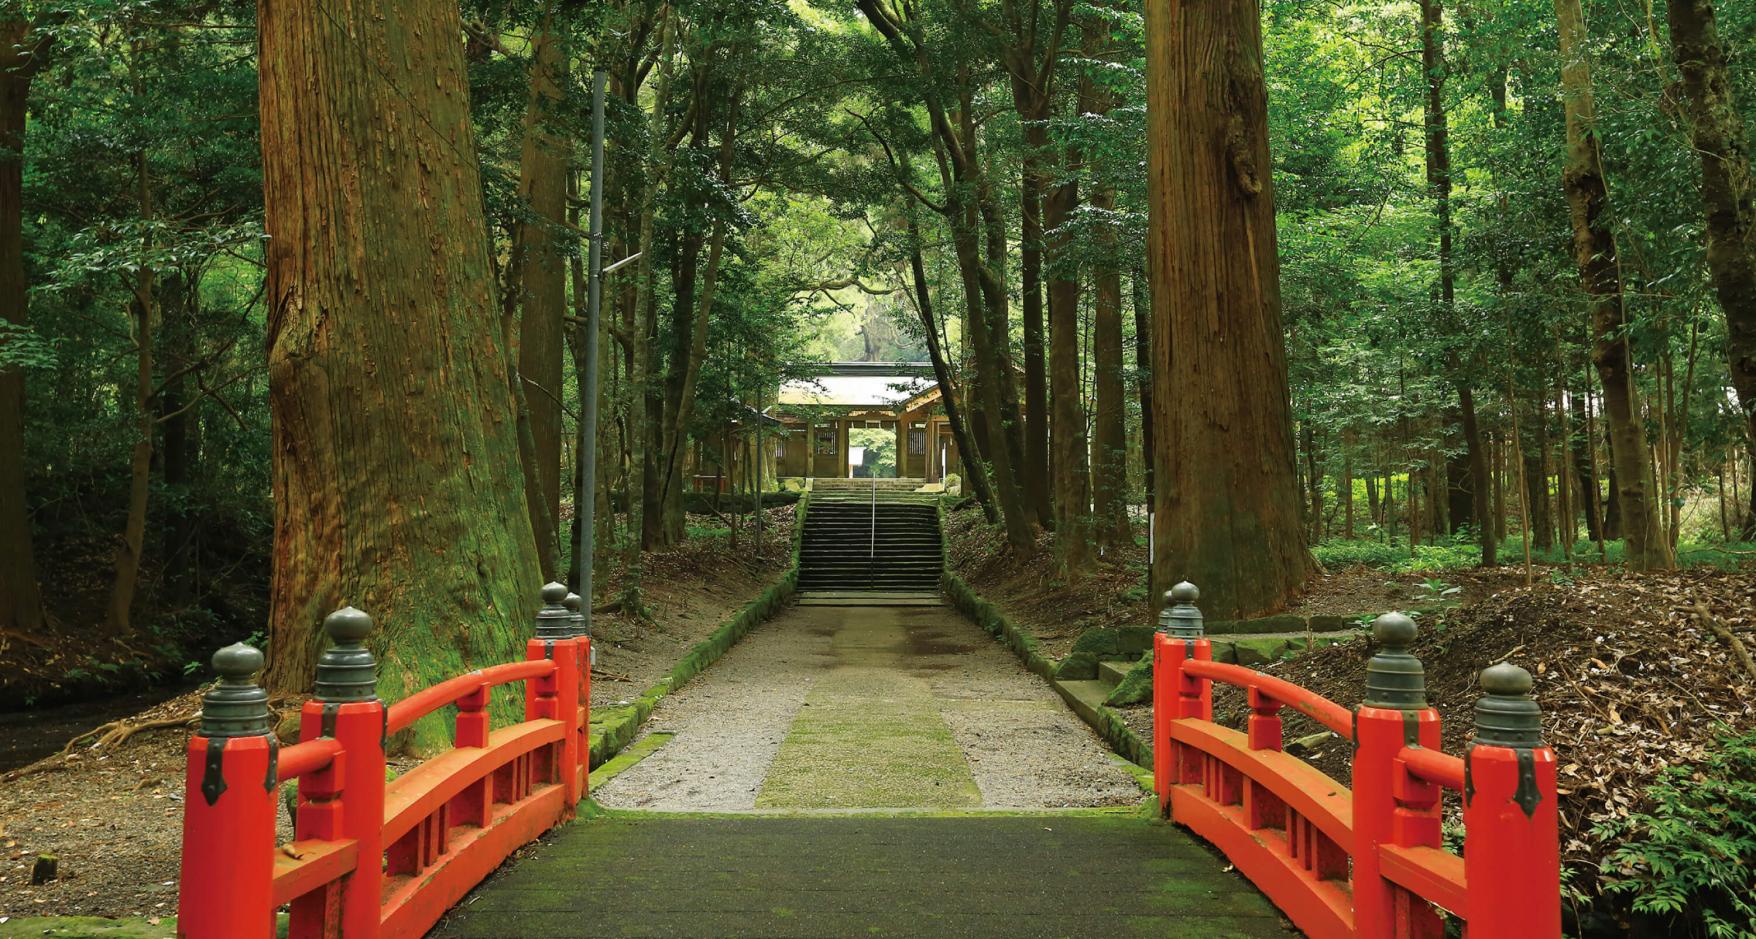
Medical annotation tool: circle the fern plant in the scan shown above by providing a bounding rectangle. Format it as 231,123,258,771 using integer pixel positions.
1594,730,1756,938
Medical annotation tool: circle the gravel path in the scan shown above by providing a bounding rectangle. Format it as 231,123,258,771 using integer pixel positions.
593,603,1141,811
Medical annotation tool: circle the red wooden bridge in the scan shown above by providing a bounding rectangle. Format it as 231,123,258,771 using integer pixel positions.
173,581,1559,938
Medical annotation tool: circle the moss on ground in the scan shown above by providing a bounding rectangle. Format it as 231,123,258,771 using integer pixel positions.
1104,652,1154,706
0,919,179,939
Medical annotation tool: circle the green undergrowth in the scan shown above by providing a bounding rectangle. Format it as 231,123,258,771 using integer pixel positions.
1313,536,1756,574
1593,729,1756,938
588,496,806,766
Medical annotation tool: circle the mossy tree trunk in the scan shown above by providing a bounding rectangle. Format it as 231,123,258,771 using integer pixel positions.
512,15,569,579
1145,0,1314,618
0,15,51,636
258,0,543,719
1554,0,1673,570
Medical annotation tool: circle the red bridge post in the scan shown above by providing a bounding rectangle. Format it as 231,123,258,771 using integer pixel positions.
1353,613,1443,939
1153,582,1211,814
566,592,593,799
291,607,386,939
529,583,583,812
1465,662,1561,937
176,644,277,939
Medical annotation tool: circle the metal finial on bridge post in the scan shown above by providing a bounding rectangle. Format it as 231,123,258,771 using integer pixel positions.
314,607,378,703
1157,581,1204,637
1463,659,1560,936
536,582,573,640
295,606,386,939
201,643,271,738
1362,612,1426,709
564,591,588,638
180,643,277,938
1473,662,1543,748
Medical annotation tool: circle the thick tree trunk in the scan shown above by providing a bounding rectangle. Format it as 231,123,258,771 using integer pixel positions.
258,0,543,725
1146,0,1313,618
1663,0,1756,540
512,19,568,578
0,20,46,634
1555,0,1673,569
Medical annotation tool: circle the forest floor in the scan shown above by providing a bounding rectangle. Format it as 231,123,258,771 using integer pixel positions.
0,507,795,922
946,502,1756,934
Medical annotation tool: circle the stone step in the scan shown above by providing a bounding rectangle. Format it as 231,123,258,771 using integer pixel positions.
1051,679,1112,729
1096,660,1131,688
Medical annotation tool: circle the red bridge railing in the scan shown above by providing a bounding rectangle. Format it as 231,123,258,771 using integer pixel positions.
1152,582,1560,939
176,583,592,939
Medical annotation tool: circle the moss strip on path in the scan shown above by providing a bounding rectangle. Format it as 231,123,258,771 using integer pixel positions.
755,613,981,808
431,813,1291,938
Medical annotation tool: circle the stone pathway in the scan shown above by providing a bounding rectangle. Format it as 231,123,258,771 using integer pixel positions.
431,814,1291,938
591,603,1142,810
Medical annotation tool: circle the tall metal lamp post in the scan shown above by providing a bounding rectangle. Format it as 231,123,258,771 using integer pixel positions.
576,67,607,640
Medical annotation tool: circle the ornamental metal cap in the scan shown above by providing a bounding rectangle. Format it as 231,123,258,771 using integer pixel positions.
1363,612,1427,709
536,582,574,640
564,592,589,639
200,643,271,738
1157,582,1204,638
1474,662,1543,748
314,607,378,703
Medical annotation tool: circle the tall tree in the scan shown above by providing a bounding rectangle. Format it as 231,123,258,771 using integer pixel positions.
1086,8,1131,550
258,0,543,728
993,0,1072,527
1146,0,1313,617
1554,0,1673,570
1663,0,1756,539
1418,0,1495,565
857,0,1037,552
511,12,570,578
1047,40,1092,574
0,12,52,635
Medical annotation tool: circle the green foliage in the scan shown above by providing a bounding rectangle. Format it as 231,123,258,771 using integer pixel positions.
1594,731,1756,938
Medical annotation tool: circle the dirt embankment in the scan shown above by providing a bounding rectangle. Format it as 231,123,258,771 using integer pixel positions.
944,503,1487,657
0,511,793,921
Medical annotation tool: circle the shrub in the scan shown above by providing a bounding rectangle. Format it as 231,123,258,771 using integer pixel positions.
1594,730,1756,938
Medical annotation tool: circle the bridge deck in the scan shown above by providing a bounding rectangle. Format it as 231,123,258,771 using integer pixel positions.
432,601,1291,937
432,812,1291,938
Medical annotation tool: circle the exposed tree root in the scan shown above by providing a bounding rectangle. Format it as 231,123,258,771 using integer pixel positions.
1691,602,1756,683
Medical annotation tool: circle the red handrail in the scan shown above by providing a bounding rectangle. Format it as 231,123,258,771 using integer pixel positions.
278,738,345,781
1397,745,1465,791
177,603,592,939
1182,659,1354,739
1153,619,1560,939
385,659,559,735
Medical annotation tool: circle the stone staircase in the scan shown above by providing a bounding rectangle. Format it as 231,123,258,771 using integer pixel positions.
797,484,943,605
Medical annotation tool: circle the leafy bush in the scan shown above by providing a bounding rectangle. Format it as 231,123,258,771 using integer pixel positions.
1594,730,1756,938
